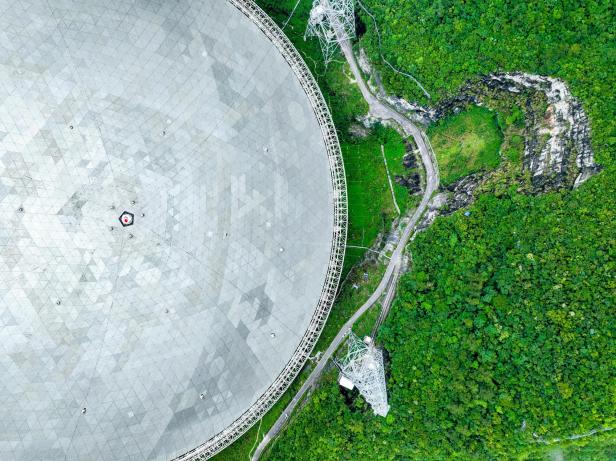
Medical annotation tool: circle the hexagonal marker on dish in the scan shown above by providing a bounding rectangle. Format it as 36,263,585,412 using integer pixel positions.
118,211,134,227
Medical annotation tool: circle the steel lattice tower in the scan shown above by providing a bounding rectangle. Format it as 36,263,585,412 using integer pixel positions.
305,0,355,65
337,332,390,417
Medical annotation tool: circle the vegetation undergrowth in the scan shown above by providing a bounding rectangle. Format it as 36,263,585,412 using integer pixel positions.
375,124,422,215
344,125,417,267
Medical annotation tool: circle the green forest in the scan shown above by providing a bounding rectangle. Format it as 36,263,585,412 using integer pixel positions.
265,179,615,460
258,0,615,460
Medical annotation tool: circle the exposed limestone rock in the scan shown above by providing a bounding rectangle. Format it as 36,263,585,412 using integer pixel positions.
357,48,372,75
416,193,449,233
394,172,421,195
426,73,600,192
416,174,486,234
444,173,485,212
348,122,371,138
402,145,418,169
484,73,600,191
357,113,394,130
357,47,601,194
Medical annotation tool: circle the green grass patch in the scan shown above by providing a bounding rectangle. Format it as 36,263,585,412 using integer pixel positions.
344,126,410,268
376,125,421,215
428,106,503,186
343,134,392,261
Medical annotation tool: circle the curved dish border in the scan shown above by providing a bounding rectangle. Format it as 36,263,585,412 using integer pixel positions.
174,1,347,459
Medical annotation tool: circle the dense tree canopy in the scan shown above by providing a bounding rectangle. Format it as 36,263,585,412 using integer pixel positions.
266,175,615,461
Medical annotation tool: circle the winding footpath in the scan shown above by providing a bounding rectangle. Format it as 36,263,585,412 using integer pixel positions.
251,41,439,460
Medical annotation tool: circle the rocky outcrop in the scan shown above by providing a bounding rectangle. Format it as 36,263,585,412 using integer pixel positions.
394,171,421,195
419,73,601,192
357,47,601,194
394,141,422,195
444,173,485,212
483,73,601,191
348,122,371,138
416,173,487,231
416,193,448,233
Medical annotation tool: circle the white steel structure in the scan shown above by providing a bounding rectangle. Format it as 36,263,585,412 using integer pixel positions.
337,333,390,417
184,2,348,458
305,0,356,65
0,0,347,460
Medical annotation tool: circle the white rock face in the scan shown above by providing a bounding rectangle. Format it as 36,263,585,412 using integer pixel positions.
489,73,598,188
356,47,600,191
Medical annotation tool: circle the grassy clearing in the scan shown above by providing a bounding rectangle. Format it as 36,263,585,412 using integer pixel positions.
428,106,503,186
376,125,421,216
343,127,409,269
343,134,392,265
